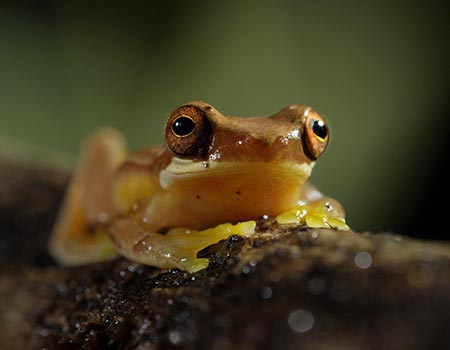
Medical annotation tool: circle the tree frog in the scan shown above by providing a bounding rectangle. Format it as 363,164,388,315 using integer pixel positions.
49,101,348,273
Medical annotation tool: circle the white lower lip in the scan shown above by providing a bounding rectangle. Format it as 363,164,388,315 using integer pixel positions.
159,158,313,190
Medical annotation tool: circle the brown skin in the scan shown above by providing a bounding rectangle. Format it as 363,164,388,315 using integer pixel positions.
164,101,326,163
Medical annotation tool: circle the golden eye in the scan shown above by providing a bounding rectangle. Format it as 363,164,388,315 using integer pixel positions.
165,105,211,157
303,112,329,160
171,115,196,138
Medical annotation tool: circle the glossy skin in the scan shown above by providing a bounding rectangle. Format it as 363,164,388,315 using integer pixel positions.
49,101,347,272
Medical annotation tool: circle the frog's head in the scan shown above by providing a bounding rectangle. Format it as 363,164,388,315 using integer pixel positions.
164,100,329,174
160,100,331,225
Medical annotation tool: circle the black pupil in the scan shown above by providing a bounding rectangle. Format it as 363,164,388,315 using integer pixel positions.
172,116,196,137
312,119,327,139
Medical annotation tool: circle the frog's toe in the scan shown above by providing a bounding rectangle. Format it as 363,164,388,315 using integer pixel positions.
304,213,331,228
326,216,349,229
179,257,210,273
304,212,349,229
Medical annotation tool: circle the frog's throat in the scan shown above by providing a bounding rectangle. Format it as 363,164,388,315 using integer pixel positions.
159,157,314,189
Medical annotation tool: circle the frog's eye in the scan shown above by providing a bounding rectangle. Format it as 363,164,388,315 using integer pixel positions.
303,113,329,160
165,105,211,157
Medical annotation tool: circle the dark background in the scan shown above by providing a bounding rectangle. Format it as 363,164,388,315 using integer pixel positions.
0,0,448,240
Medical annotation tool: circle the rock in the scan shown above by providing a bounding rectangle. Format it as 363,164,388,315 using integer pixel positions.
0,160,449,350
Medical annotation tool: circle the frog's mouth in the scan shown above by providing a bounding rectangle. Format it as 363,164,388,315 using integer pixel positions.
155,157,314,228
159,157,313,189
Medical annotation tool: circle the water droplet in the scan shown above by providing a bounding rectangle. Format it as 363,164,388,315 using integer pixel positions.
168,330,181,344
260,286,273,299
127,264,137,272
242,265,250,274
270,271,282,283
249,259,257,267
287,309,314,333
354,252,373,269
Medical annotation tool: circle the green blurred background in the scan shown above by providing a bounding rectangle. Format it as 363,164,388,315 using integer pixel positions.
0,1,448,238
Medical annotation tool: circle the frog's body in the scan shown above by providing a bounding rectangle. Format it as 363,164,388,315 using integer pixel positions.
49,101,347,272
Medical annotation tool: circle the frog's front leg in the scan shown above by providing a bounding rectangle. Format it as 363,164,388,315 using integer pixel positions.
48,128,127,265
110,218,256,273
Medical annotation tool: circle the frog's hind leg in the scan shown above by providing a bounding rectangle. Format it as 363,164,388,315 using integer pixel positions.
48,128,128,265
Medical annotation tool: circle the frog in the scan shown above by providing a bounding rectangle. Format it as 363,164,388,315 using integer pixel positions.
49,101,348,273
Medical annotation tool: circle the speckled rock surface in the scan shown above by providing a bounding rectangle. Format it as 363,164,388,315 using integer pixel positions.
1,161,449,350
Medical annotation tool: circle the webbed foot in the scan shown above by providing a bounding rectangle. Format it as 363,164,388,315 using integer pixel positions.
276,198,349,230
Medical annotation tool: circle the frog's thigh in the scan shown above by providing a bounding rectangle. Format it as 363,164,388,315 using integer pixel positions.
110,218,256,273
48,128,127,265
